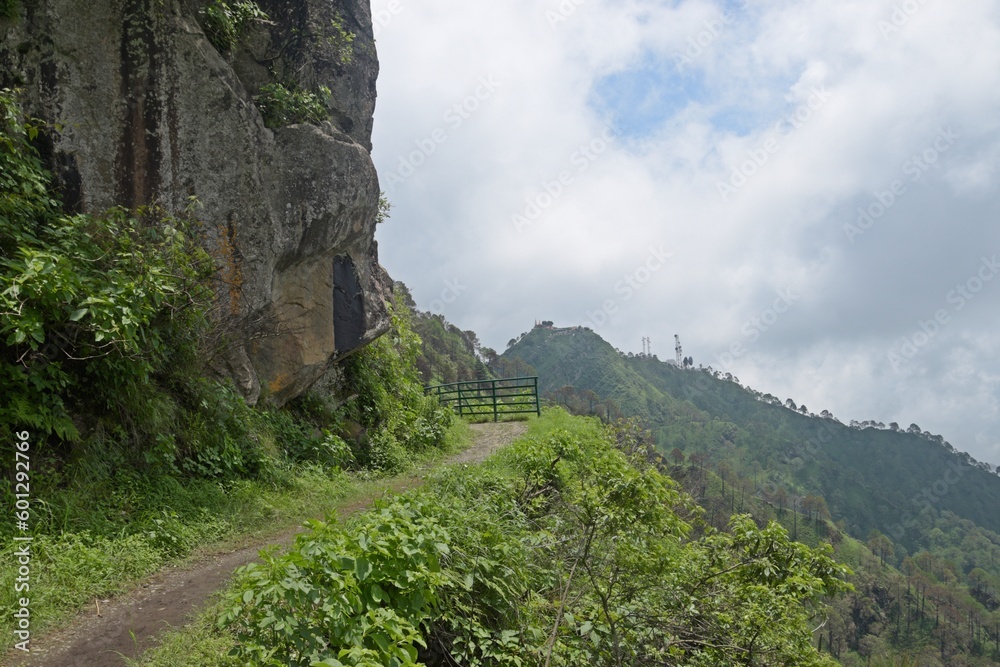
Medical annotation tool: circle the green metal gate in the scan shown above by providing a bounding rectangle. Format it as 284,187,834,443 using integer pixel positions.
425,376,541,421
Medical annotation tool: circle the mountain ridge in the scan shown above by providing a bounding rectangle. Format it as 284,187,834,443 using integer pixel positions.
502,323,1000,552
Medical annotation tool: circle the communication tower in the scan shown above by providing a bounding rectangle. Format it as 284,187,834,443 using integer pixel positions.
675,334,683,366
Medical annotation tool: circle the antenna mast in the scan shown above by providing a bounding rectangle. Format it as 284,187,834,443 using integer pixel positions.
675,334,683,366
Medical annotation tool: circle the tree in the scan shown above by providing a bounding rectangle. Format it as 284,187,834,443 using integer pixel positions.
717,461,734,497
580,389,600,413
550,385,577,408
785,399,797,411
774,487,789,514
392,280,417,308
462,329,480,356
811,495,831,528
603,399,624,422
866,530,895,567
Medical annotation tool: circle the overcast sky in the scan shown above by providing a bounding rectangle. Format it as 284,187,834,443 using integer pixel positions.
368,0,1000,466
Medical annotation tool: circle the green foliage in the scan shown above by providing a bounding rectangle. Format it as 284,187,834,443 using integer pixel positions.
199,0,267,53
341,299,454,473
0,0,17,20
220,409,851,666
220,502,449,666
254,83,331,128
505,328,1000,664
0,90,213,441
376,192,392,225
325,13,356,65
395,281,495,385
505,326,1000,550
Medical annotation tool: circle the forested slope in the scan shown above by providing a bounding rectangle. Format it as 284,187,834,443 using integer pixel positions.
505,325,1000,552
504,324,1000,665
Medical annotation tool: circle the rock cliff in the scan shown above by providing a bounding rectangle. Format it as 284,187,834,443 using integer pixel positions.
0,0,389,405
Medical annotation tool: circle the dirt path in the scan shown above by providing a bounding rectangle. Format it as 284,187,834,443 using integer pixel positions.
3,421,528,667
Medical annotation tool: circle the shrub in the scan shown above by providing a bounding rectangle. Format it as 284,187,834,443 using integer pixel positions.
199,0,267,53
220,500,450,666
220,410,853,667
254,83,331,128
0,90,213,443
340,300,454,471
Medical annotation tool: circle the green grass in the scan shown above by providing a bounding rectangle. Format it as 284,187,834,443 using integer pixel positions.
126,418,510,667
134,408,850,666
0,420,474,651
124,600,239,667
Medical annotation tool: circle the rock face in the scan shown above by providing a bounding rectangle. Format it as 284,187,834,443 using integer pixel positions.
0,0,390,405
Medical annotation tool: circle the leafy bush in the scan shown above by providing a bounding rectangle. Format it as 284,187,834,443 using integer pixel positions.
254,83,331,128
199,0,267,53
0,90,213,442
220,502,450,666
221,409,852,666
324,13,356,65
340,301,454,473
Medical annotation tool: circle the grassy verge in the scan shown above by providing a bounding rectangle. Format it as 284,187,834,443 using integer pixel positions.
127,416,493,667
0,420,473,652
131,409,850,667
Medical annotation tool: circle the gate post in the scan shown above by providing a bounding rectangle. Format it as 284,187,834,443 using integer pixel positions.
491,379,498,422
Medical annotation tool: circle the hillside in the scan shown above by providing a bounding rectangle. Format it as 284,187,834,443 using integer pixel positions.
392,282,494,385
504,324,1000,664
504,324,1000,553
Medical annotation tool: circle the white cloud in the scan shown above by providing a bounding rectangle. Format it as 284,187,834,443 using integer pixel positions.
370,0,1000,464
